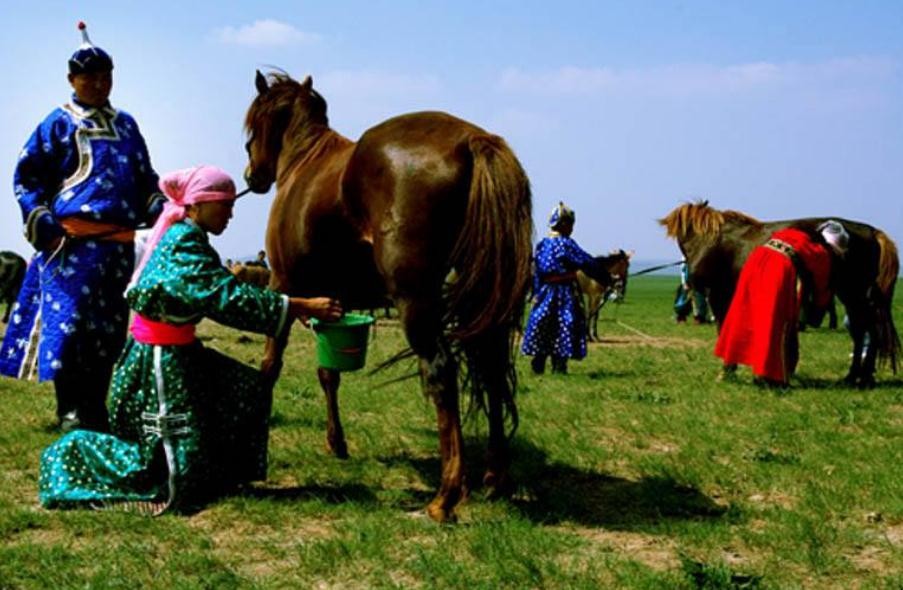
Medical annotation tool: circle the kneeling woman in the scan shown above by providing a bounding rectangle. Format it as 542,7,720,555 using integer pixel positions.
39,165,342,514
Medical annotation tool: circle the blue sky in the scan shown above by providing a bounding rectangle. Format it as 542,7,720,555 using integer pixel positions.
2,1,901,263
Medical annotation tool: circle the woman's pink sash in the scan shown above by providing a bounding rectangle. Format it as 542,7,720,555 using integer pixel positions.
130,314,196,346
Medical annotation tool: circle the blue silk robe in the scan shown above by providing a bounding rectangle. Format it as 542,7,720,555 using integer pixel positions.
0,96,164,382
521,236,596,360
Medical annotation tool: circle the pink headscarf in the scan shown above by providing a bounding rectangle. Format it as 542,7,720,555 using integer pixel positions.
130,165,237,285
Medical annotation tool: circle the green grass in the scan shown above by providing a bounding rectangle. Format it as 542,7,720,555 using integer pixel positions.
1,276,901,589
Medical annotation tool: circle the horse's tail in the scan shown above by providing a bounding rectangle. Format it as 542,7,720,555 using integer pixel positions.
446,133,533,433
448,134,533,341
874,230,900,372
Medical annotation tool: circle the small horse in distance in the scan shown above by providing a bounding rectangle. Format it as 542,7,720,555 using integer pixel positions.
230,263,271,287
661,201,899,388
0,251,27,323
577,249,632,341
243,71,533,521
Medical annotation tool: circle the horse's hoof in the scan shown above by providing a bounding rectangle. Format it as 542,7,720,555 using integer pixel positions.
716,369,737,383
426,499,457,523
326,438,349,459
857,377,876,390
483,471,514,500
842,374,858,387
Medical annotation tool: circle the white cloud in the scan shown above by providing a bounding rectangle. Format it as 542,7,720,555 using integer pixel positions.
215,19,320,47
497,58,897,100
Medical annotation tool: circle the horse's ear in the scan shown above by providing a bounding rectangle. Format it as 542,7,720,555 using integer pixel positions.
255,70,269,95
300,75,313,91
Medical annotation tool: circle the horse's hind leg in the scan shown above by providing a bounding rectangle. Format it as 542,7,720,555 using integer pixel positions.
467,327,516,499
843,303,869,386
859,335,878,389
398,298,465,522
423,344,464,521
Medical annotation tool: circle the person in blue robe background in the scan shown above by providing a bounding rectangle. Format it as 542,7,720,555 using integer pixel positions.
0,22,165,432
674,259,710,324
521,202,610,374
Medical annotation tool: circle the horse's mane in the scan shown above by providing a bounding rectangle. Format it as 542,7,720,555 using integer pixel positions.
659,200,762,242
722,209,762,227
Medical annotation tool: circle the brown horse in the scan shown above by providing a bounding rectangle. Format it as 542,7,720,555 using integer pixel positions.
230,263,271,287
660,201,899,387
243,71,533,521
576,250,632,341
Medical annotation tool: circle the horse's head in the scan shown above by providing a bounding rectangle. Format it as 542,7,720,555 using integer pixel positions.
243,70,329,193
606,249,631,278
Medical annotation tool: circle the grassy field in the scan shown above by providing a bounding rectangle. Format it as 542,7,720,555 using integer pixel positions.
1,276,901,589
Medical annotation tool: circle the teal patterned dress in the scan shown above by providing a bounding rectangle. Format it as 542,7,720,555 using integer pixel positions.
38,220,288,512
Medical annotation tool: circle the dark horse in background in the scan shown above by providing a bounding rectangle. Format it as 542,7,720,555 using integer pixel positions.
0,251,27,323
661,201,899,388
576,250,632,341
244,72,533,521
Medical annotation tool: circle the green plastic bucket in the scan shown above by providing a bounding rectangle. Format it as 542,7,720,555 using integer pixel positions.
310,313,375,371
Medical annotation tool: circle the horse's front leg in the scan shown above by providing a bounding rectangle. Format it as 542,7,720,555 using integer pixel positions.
261,327,291,389
317,367,348,458
261,272,295,387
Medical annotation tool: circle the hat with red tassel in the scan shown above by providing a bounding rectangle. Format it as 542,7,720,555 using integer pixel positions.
68,21,113,75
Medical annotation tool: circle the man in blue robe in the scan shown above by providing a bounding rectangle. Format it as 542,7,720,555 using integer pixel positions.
0,22,164,431
521,202,610,374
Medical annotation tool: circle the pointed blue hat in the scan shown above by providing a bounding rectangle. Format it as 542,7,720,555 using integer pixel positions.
68,21,113,75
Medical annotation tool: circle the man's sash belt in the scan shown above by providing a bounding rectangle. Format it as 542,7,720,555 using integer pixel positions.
764,238,796,259
59,218,135,243
543,272,578,284
764,238,812,294
764,238,804,271
130,314,196,346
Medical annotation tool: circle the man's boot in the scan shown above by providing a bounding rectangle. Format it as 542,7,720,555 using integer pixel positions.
530,355,546,375
78,373,111,433
54,373,109,433
54,375,79,432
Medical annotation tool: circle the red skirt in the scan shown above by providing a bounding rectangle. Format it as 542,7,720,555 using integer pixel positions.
714,246,799,383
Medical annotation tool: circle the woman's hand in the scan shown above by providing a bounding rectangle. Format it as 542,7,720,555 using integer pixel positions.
288,297,343,326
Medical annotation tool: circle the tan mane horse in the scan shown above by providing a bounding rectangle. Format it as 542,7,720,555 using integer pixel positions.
244,71,533,521
661,200,899,387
